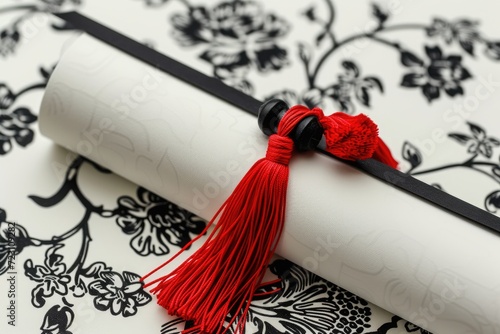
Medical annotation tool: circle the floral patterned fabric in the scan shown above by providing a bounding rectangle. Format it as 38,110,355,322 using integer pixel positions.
2,0,500,333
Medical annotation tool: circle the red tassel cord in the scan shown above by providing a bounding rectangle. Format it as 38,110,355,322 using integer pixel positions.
142,104,398,334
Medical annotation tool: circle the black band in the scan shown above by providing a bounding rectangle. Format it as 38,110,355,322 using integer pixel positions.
54,11,500,234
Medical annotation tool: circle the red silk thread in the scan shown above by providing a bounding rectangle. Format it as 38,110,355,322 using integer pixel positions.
142,105,398,334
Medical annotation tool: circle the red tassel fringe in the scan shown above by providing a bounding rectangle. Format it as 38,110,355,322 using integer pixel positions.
143,134,294,334
142,105,398,334
373,138,399,169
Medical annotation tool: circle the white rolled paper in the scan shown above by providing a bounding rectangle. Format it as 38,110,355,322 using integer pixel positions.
39,34,500,334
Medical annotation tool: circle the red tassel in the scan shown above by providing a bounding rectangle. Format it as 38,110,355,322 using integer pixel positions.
373,137,399,169
142,104,398,334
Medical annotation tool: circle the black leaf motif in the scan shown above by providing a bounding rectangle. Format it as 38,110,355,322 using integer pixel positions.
460,39,474,55
364,76,384,92
80,261,112,279
0,211,35,275
401,73,425,87
400,50,424,67
372,3,389,28
492,166,500,181
422,83,440,102
402,141,423,169
356,86,370,107
303,7,316,21
342,60,359,77
0,84,14,109
40,304,74,334
298,43,311,63
468,122,486,139
485,191,500,213
485,41,500,60
448,133,472,144
315,31,327,46
29,181,72,207
425,45,443,60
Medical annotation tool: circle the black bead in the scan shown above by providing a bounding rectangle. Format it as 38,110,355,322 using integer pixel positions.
258,99,324,151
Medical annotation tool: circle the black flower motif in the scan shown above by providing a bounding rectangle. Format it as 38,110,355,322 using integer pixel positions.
0,106,38,155
266,88,326,110
427,18,479,55
115,187,206,256
448,122,500,158
24,244,71,307
171,1,289,85
370,316,431,334
0,84,15,110
267,61,382,114
179,258,374,333
0,209,34,275
40,304,74,334
325,61,383,113
401,46,472,102
88,271,151,317
0,29,20,57
245,259,371,334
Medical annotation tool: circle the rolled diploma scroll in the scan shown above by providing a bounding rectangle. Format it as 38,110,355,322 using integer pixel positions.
39,34,500,334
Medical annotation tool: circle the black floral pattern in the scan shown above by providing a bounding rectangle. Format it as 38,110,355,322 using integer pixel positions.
427,18,479,55
449,122,500,158
426,17,500,61
403,122,500,214
248,259,347,334
170,0,289,93
326,61,383,112
144,0,500,109
168,259,427,333
25,244,71,308
0,106,38,154
5,1,500,333
267,61,383,114
0,29,20,57
401,46,472,102
16,156,151,328
367,316,432,334
40,304,75,334
88,270,152,317
0,1,81,57
0,66,55,155
115,187,206,256
0,209,35,275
